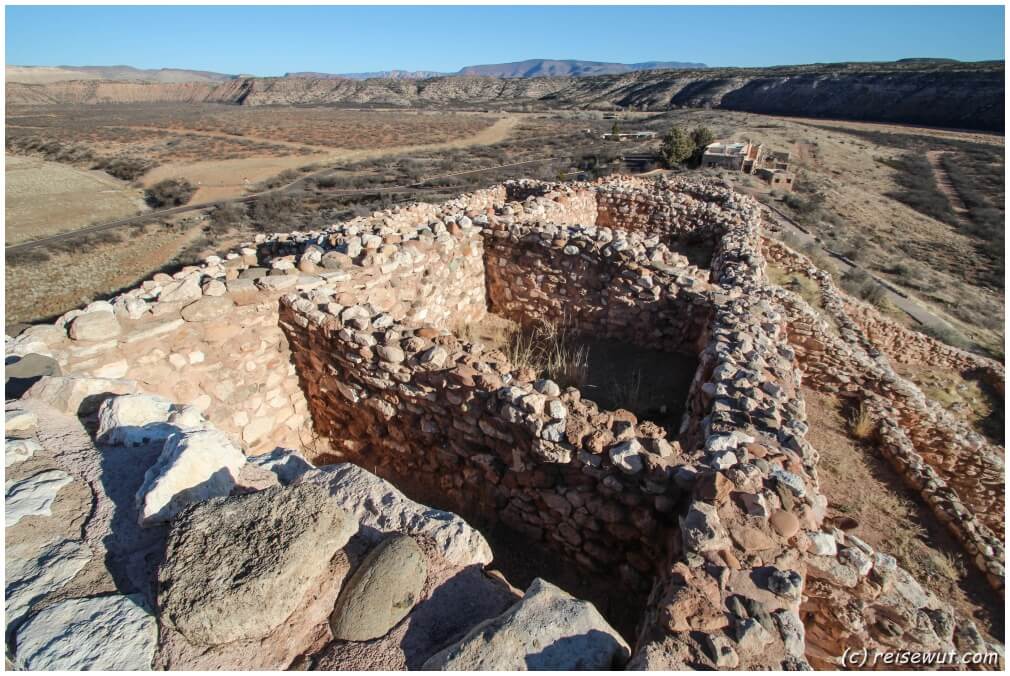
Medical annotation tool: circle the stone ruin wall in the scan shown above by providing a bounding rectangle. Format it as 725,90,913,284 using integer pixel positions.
8,261,311,455
762,238,1005,593
276,190,713,586
481,216,713,358
7,175,1004,670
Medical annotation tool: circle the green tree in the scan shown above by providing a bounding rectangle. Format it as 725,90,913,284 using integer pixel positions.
660,126,695,168
690,126,715,149
611,121,621,138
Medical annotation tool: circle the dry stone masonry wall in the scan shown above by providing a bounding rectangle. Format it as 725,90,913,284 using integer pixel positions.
763,239,1005,593
5,175,1004,670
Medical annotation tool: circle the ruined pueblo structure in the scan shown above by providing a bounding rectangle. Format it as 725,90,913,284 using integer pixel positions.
5,176,1004,669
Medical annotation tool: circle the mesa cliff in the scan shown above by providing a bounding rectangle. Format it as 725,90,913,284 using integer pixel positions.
6,61,1004,131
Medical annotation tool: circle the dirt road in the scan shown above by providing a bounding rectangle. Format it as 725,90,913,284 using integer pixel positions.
141,115,521,203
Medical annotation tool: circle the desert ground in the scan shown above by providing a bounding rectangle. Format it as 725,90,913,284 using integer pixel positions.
5,153,145,244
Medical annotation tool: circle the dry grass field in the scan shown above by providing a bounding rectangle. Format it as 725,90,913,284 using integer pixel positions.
7,105,511,203
5,153,145,244
5,221,203,326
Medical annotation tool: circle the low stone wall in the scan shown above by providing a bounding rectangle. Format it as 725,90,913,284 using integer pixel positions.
279,294,684,588
762,238,1005,593
8,259,310,454
483,217,712,356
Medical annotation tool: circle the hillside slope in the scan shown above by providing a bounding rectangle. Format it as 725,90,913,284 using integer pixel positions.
6,61,1003,131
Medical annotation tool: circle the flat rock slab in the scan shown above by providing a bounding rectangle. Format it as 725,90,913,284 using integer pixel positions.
422,578,631,670
5,353,61,399
158,482,356,645
303,464,493,567
5,539,93,638
180,296,235,322
14,593,157,670
5,469,73,526
330,534,428,641
5,409,38,435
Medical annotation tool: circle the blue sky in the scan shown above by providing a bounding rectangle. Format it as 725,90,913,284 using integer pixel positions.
5,5,1005,75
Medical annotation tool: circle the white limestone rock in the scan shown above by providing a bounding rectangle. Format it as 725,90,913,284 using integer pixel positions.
14,594,157,670
422,578,630,670
609,439,645,474
136,428,246,526
96,393,176,446
158,275,203,304
5,539,93,630
5,409,38,435
5,469,74,526
5,438,41,467
302,463,492,566
68,311,121,342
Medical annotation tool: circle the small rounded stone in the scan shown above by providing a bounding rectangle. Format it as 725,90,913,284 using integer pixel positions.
770,510,800,538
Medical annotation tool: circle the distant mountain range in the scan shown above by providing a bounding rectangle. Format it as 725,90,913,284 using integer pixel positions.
8,60,1001,132
6,65,235,84
455,59,707,78
8,59,707,84
284,70,447,80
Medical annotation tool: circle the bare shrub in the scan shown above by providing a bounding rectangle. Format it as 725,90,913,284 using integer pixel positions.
209,202,248,232
145,178,196,208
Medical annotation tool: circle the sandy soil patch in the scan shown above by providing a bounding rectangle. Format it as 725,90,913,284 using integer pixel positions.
5,154,146,244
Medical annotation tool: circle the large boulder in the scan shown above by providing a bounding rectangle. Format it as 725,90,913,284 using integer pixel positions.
68,311,121,342
157,482,355,645
314,540,520,670
14,594,156,670
422,578,630,670
329,534,427,641
24,376,138,416
302,464,492,567
135,428,245,526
